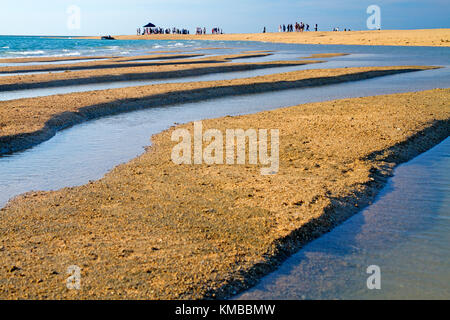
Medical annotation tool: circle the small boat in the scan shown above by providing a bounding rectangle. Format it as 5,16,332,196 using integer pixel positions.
101,35,115,40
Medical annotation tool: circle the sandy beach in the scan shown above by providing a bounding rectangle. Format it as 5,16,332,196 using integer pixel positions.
1,88,448,299
0,54,326,92
0,27,449,301
95,29,450,47
0,53,272,74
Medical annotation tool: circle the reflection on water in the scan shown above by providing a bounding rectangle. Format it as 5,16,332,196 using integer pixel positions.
1,77,449,209
1,43,449,101
237,138,450,300
0,63,322,101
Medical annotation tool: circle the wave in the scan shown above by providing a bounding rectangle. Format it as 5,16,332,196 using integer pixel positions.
1,50,83,59
51,52,82,57
12,50,46,55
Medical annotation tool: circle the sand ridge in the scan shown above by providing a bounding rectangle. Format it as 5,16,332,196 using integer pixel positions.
0,59,323,92
0,89,448,299
0,53,277,76
0,53,206,65
0,66,436,155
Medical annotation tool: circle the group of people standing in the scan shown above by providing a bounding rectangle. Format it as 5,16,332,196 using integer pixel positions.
137,27,190,35
196,27,207,35
196,27,223,35
332,27,351,32
277,22,318,33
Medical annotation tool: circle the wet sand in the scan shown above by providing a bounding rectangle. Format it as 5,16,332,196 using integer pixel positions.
0,66,435,155
0,88,448,299
91,29,450,47
0,53,205,65
0,59,322,92
0,53,269,74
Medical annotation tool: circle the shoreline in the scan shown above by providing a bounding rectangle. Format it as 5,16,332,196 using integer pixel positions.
1,89,449,299
0,58,323,92
0,53,268,74
0,66,435,155
81,29,450,47
236,136,450,300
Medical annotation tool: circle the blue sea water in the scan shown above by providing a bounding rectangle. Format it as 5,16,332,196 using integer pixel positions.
237,138,450,300
0,35,223,58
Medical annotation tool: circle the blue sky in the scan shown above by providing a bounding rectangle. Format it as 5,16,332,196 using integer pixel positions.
1,0,449,36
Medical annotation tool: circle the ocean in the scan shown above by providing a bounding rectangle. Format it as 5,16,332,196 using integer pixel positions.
0,35,220,58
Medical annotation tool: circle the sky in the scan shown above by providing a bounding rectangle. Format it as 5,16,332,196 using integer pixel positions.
0,0,449,36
